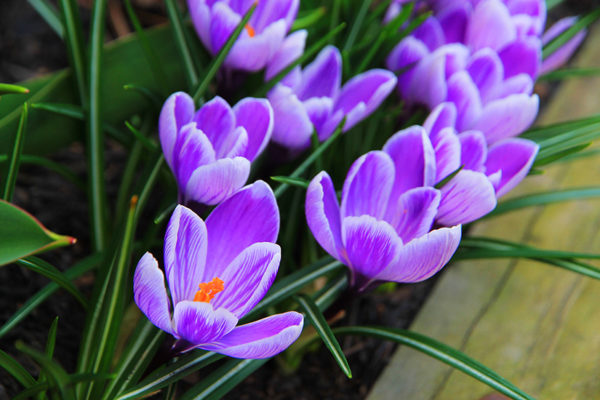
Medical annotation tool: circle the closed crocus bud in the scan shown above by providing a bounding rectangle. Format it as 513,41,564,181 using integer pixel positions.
188,0,299,72
159,92,273,206
134,181,303,358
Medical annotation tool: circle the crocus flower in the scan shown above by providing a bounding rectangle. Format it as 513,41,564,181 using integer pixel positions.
269,46,397,150
188,0,299,71
160,92,273,205
134,181,304,358
305,139,461,291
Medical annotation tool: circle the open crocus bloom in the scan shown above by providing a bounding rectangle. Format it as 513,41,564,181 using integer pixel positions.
160,92,273,205
269,46,397,150
305,145,461,291
188,0,299,71
416,102,539,226
134,181,303,359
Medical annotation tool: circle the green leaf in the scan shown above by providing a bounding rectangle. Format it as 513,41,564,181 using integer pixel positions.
532,143,590,167
179,358,268,400
537,67,600,81
488,187,600,217
546,0,564,10
291,7,326,30
0,153,85,192
0,200,75,266
0,348,37,388
125,121,159,152
270,176,309,189
0,83,30,95
15,373,114,400
165,0,199,89
343,0,373,53
27,0,64,38
295,294,352,379
333,326,535,400
193,4,257,103
45,317,59,358
0,253,100,338
3,103,28,202
58,0,87,103
542,10,599,59
17,257,87,308
122,84,162,109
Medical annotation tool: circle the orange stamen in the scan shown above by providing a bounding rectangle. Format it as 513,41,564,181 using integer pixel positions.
193,277,225,303
245,24,256,37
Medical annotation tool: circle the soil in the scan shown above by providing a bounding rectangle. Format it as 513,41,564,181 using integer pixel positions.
0,1,594,399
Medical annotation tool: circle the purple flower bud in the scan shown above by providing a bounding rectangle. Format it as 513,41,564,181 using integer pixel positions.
159,92,273,205
133,181,303,358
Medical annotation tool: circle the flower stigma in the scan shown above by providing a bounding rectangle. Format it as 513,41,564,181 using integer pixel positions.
245,24,256,37
193,277,225,303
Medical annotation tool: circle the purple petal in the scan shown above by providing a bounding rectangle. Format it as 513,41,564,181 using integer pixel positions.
466,0,516,52
205,181,279,276
303,97,334,137
252,0,299,32
423,102,457,142
459,130,488,172
406,49,448,107
390,187,441,243
484,73,534,103
173,301,238,344
333,69,397,131
498,37,541,79
341,151,395,220
433,127,461,182
211,242,280,318
541,17,586,74
386,37,429,72
185,157,251,205
265,29,307,83
446,71,482,131
220,127,249,159
233,98,274,161
438,3,470,43
382,126,437,203
472,93,539,143
201,312,303,359
306,171,344,261
268,85,313,149
209,2,241,54
159,92,195,169
466,49,504,100
436,170,497,226
413,17,445,51
188,1,211,50
341,215,403,281
374,226,461,283
192,96,235,152
133,253,172,334
486,138,538,197
226,20,288,71
173,124,216,188
506,0,546,34
164,205,208,305
297,46,341,101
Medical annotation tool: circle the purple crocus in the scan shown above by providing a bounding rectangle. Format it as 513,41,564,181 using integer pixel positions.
133,181,303,358
160,92,273,205
305,147,461,291
269,46,397,150
188,0,299,71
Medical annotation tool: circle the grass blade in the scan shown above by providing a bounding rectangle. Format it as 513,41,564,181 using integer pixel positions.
192,4,257,103
538,67,600,81
0,349,37,388
3,103,28,201
0,83,30,95
58,0,87,103
342,0,373,53
270,176,309,189
542,9,600,59
165,0,199,89
333,326,535,400
296,294,352,379
27,0,64,38
0,154,85,192
125,121,159,152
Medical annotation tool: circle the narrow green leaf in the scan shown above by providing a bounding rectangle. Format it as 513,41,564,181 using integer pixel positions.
179,358,268,400
123,84,162,109
58,0,87,103
134,155,165,224
86,0,109,252
45,317,59,358
522,114,600,141
15,373,114,400
296,294,352,378
165,0,199,89
3,103,28,201
333,326,535,400
292,7,326,30
125,121,159,152
343,0,373,53
0,348,37,388
270,176,309,189
16,257,87,308
154,202,177,225
0,253,100,338
0,200,75,266
543,10,599,59
0,153,85,192
546,0,564,10
0,83,30,95
16,341,76,400
435,165,464,189
538,67,600,81
274,117,346,199
488,187,600,217
193,4,257,103
27,0,64,37
532,143,590,167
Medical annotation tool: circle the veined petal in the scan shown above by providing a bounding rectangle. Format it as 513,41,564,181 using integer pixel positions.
297,46,342,101
446,71,482,131
201,312,303,359
424,102,457,142
205,181,279,276
133,253,172,334
268,84,314,149
466,49,504,101
265,29,307,83
173,124,216,187
159,92,195,169
212,242,280,318
209,2,241,54
304,97,334,136
192,96,235,151
436,170,497,226
173,301,238,345
226,20,288,71
413,17,445,51
188,0,211,49
386,37,429,73
233,98,274,161
485,73,534,102
466,0,516,52
341,151,395,220
433,127,461,182
459,130,487,172
375,226,461,283
342,215,404,281
185,157,251,205
164,206,208,305
391,187,441,243
306,171,343,260
252,0,299,32
438,2,470,43
499,37,541,79
486,138,538,197
220,126,249,159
